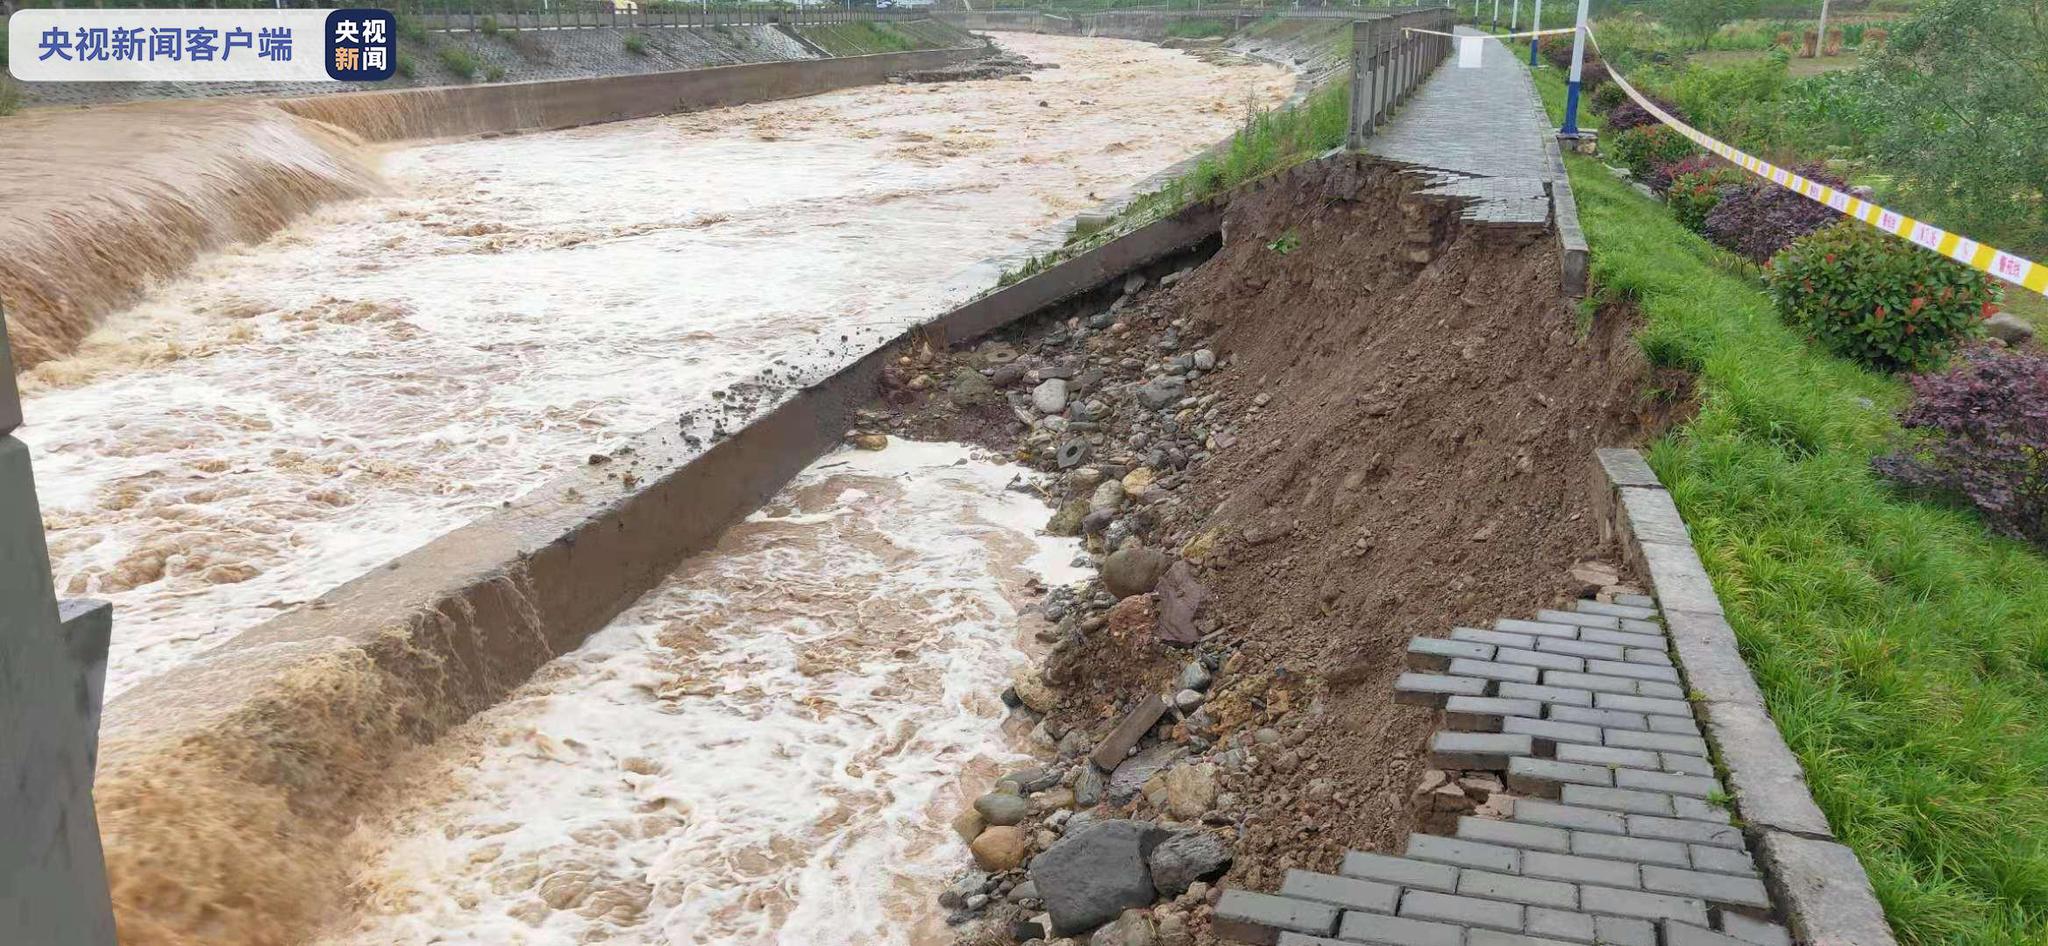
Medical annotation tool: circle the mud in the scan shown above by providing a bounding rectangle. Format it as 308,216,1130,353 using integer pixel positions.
863,155,1666,941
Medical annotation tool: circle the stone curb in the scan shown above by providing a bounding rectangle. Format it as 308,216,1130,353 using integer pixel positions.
1592,448,1896,946
1515,59,1589,296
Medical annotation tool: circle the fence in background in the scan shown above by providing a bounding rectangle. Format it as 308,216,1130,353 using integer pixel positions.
1346,5,1452,146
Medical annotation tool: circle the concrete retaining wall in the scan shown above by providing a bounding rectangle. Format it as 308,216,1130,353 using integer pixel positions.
275,42,984,143
1592,448,1898,945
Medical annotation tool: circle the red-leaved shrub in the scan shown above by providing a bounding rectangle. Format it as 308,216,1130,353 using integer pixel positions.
1646,153,1722,195
1702,164,1847,263
1873,348,2048,549
1604,97,1681,134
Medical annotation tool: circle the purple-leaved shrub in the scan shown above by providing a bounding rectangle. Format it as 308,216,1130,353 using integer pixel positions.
1874,348,2048,549
1702,164,1847,263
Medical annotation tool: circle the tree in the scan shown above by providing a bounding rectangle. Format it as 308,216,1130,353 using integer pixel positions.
1859,0,2048,259
1656,0,1760,48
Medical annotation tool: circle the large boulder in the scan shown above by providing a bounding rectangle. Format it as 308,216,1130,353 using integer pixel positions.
1149,830,1232,896
1031,819,1165,935
1102,547,1171,599
1987,312,2036,345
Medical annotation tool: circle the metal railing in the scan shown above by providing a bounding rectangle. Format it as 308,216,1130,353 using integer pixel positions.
0,309,117,946
1345,6,1452,146
1,0,939,32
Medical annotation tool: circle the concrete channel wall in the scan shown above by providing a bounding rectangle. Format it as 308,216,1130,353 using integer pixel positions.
275,42,985,142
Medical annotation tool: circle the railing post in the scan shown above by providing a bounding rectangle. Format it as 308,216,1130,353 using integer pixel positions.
0,310,116,946
1347,18,1369,148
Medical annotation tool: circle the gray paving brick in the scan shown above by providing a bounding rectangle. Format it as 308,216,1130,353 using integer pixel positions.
1459,869,1579,908
1625,814,1743,848
1646,714,1702,735
1343,850,1462,892
1593,693,1691,718
1641,865,1770,908
1577,885,1709,925
1408,834,1524,873
1523,850,1639,888
1555,743,1660,771
1526,907,1596,943
1671,796,1731,824
1637,681,1687,700
1576,601,1659,620
1335,912,1467,946
1498,682,1595,708
1511,799,1626,834
1471,930,1586,946
1538,638,1626,660
1604,729,1709,756
1400,889,1525,932
1622,648,1671,666
1509,757,1616,797
1569,831,1687,868
1686,844,1757,877
1411,637,1496,670
1497,619,1585,639
1497,646,1586,673
1662,922,1751,946
1613,769,1718,798
1595,915,1656,946
1455,627,1541,650
1612,594,1656,608
1586,659,1679,684
1715,912,1791,946
1505,716,1605,754
1451,658,1543,685
1214,889,1341,941
1447,695,1545,732
1434,731,1537,769
1579,629,1667,649
1459,816,1571,853
1619,618,1662,634
1279,868,1400,914
1660,753,1714,776
1537,609,1620,630
1543,671,1644,696
1397,672,1492,707
1549,706,1648,731
1560,784,1675,817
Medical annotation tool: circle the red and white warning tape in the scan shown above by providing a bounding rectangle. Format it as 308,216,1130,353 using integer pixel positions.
1584,26,2047,297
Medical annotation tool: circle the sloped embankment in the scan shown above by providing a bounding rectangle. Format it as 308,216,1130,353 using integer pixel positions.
865,155,1675,938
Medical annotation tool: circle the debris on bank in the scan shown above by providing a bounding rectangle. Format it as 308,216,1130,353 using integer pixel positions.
855,158,1668,945
892,50,1049,84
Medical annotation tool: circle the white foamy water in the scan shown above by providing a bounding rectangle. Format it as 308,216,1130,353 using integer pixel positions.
317,441,1087,946
16,33,1288,696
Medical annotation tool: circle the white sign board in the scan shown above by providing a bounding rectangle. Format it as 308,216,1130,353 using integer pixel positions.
1458,35,1486,69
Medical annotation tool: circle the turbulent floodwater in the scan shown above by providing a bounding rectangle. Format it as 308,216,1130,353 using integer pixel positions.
317,441,1087,946
17,33,1290,695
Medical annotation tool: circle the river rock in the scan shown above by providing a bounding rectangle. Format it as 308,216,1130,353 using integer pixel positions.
971,826,1031,872
1046,498,1089,537
1987,312,2036,344
991,362,1030,387
1192,349,1216,371
1075,765,1106,807
1136,377,1186,410
1004,766,1062,793
1162,762,1218,820
952,808,987,843
940,870,990,909
1091,909,1157,946
1035,378,1071,414
1012,667,1058,714
1108,744,1183,805
1149,830,1232,897
1090,480,1126,514
1179,662,1212,692
1031,819,1164,935
976,792,1031,827
1120,467,1156,493
1102,547,1171,598
951,367,996,406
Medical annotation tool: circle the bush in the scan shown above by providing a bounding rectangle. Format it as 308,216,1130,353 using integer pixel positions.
1666,163,1749,231
0,78,18,117
1873,349,2048,548
484,64,506,82
1604,96,1682,133
1701,163,1845,262
1670,50,1787,130
623,32,649,56
1591,82,1629,113
1581,62,1612,89
395,52,418,79
1767,220,1996,372
478,15,501,37
438,46,480,80
1645,152,1717,194
1609,125,1696,180
1541,37,1578,69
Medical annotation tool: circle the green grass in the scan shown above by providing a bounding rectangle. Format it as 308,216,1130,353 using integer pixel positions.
797,21,925,56
1547,60,2048,943
1164,17,1234,40
437,46,480,81
623,32,650,56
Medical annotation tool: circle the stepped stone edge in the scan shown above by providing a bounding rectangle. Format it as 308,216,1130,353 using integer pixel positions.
1591,447,1895,946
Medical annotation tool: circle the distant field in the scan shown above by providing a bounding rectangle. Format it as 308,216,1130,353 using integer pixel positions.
1689,47,1862,78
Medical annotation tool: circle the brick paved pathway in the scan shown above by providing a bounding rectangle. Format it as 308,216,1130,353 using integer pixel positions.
1213,596,1796,946
1360,27,1555,226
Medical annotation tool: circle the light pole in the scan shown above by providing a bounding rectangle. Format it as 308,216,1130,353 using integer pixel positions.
1491,0,1498,30
1510,0,1519,31
1528,0,1542,64
1814,0,1831,57
1559,0,1591,136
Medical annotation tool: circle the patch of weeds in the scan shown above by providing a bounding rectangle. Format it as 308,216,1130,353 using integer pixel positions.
438,45,480,80
623,32,650,56
484,64,506,82
1266,231,1302,255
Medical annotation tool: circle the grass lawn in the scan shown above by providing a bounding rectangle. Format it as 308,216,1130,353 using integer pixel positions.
1534,63,2048,946
1690,47,1863,78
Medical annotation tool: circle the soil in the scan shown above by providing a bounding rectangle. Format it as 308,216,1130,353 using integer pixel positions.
866,155,1681,942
